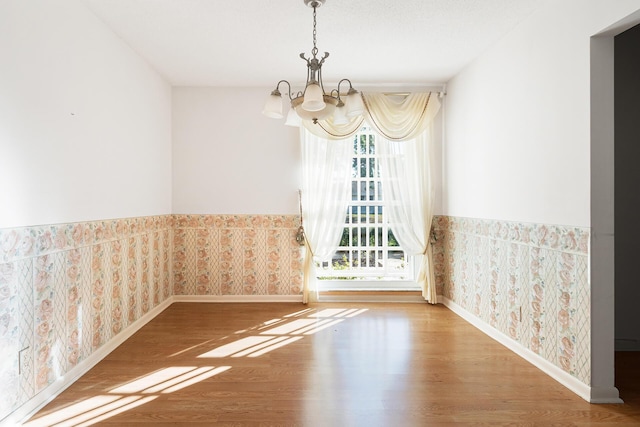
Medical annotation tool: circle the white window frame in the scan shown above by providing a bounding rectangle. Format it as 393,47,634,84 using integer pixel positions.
316,127,418,290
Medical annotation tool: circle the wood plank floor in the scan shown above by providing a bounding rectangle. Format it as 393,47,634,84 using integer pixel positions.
24,303,640,426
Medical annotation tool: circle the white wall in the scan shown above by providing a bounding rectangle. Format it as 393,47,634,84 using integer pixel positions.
444,0,640,228
431,102,445,215
0,0,172,229
172,87,300,215
172,87,445,216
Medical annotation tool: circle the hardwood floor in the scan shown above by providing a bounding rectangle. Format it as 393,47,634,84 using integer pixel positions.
24,303,640,426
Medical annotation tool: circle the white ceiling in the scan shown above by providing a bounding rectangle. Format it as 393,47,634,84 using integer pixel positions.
82,0,544,88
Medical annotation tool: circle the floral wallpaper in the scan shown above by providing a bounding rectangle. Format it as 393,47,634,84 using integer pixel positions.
0,212,594,423
431,216,591,385
0,213,306,422
172,215,304,296
0,216,173,422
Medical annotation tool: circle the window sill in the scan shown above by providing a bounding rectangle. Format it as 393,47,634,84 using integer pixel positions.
317,289,424,303
318,279,419,291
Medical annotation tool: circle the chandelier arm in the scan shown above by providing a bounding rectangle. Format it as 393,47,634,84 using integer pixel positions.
336,79,354,100
330,88,344,107
275,80,294,100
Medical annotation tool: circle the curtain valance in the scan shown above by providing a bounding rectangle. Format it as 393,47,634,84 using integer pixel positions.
302,92,441,141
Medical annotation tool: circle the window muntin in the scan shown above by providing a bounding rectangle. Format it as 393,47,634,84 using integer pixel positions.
317,128,413,281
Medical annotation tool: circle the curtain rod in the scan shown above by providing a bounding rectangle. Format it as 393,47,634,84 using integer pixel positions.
355,84,447,98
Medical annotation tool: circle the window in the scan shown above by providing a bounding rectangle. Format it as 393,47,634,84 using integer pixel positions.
317,127,416,288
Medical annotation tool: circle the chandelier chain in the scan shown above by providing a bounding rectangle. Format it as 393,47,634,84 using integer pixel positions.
312,5,318,58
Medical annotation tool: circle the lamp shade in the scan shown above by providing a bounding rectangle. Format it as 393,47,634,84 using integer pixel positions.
285,107,302,127
301,83,326,111
262,93,284,119
345,89,364,117
332,103,348,125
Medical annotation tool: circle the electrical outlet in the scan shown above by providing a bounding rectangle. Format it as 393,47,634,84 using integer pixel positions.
18,347,30,375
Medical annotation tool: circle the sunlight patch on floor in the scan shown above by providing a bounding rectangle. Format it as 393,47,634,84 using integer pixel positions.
200,307,367,358
23,366,229,427
24,307,369,426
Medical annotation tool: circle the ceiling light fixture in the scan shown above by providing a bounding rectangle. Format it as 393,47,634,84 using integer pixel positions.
262,0,364,126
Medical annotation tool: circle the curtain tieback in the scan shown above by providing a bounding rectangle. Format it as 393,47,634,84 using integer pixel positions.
304,238,315,258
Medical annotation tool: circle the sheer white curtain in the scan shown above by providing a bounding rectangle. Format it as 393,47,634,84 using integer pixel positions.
300,127,352,303
377,131,437,303
364,92,440,303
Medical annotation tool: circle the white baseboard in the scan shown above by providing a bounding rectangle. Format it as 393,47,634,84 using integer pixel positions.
172,295,304,303
5,298,174,427
439,296,623,404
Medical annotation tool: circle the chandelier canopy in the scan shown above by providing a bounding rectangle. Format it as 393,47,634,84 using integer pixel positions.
262,0,364,126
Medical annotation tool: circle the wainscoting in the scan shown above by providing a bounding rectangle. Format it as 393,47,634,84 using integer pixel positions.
172,214,304,297
0,213,597,424
0,216,174,423
0,214,305,424
433,216,592,391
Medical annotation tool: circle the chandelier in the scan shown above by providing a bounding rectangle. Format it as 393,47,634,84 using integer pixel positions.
262,0,364,125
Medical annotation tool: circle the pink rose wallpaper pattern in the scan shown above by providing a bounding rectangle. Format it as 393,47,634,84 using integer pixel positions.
172,215,304,296
0,213,592,422
431,216,591,385
0,216,174,420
